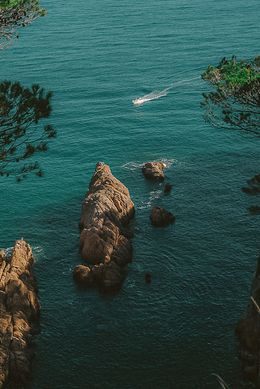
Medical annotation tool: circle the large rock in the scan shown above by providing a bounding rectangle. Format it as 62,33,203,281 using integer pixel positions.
76,162,135,290
0,240,40,389
236,255,260,386
150,207,175,227
142,162,166,181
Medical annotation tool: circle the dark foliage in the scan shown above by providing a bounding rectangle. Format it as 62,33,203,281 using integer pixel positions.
0,0,45,49
0,81,56,180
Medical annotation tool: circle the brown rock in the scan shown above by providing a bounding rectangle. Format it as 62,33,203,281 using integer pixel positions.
0,250,5,263
0,240,40,388
76,162,135,290
73,265,94,286
150,207,175,227
142,162,166,181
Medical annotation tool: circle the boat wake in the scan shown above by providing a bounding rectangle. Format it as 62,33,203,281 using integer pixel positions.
132,88,170,106
132,76,200,106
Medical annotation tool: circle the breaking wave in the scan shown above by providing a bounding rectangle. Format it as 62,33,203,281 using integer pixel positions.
137,189,162,210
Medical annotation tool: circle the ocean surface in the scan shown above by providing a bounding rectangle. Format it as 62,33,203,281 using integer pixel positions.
0,0,259,388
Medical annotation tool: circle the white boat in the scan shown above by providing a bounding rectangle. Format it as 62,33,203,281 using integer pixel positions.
132,88,169,106
132,96,152,106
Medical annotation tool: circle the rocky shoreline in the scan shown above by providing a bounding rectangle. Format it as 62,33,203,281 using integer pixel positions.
74,162,135,291
0,240,40,388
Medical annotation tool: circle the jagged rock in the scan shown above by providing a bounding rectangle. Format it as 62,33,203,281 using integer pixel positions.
150,207,175,227
142,162,166,181
0,240,40,389
164,183,173,194
76,162,135,291
73,265,94,286
0,250,5,262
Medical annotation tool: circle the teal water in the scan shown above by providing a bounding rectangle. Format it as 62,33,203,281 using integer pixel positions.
0,0,260,388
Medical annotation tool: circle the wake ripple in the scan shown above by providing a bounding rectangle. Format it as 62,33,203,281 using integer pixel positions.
132,76,200,106
132,88,170,106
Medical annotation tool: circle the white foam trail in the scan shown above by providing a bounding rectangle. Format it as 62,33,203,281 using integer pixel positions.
132,88,170,106
132,76,200,106
169,75,200,88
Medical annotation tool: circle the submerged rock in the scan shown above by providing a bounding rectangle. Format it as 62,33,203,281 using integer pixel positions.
142,162,166,181
0,240,40,389
242,174,260,195
150,207,175,227
236,254,260,386
76,162,135,291
249,205,260,215
145,273,152,284
164,183,173,194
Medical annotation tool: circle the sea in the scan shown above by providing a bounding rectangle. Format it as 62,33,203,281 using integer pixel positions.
0,0,259,388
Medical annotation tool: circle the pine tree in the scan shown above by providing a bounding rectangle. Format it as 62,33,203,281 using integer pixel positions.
0,81,56,180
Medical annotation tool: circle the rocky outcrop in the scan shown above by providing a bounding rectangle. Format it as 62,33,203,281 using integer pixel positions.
75,162,135,290
150,207,175,227
236,255,260,386
0,240,40,389
142,162,166,181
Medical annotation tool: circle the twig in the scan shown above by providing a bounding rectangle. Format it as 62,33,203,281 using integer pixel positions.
212,373,230,389
251,296,260,313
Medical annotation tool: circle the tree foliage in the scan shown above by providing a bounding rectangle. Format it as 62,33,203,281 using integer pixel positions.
202,56,260,215
201,56,260,136
0,81,56,180
0,0,45,49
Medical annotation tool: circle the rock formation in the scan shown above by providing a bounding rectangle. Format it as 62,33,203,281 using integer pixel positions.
74,162,135,290
142,162,166,181
0,240,40,389
150,207,175,227
236,254,260,385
